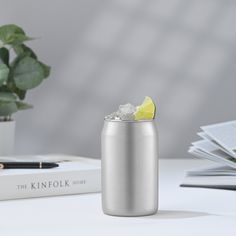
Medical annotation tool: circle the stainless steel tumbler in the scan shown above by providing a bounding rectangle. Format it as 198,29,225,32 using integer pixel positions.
101,119,158,216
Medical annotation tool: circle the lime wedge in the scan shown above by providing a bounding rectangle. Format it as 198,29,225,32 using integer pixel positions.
134,96,156,120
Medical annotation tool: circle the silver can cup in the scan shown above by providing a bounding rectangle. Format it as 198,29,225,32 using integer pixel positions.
101,119,158,216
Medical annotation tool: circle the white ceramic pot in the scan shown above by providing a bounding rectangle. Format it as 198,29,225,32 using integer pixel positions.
0,120,15,156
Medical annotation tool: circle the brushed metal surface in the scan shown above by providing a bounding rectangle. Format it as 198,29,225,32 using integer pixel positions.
101,120,158,216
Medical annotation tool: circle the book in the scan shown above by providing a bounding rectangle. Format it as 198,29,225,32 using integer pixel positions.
181,166,236,190
181,120,236,189
0,154,101,200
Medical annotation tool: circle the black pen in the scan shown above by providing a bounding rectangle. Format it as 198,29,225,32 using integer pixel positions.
0,162,59,169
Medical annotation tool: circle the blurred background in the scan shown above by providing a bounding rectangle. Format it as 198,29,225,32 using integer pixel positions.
0,0,235,159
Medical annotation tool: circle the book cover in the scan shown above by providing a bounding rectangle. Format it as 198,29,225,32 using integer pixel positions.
181,166,236,190
0,155,101,200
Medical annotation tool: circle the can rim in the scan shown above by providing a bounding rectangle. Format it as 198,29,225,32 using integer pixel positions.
104,118,155,123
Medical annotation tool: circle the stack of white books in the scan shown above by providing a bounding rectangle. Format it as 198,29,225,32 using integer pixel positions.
181,120,236,190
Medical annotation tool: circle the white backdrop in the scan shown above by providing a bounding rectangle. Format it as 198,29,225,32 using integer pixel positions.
0,0,235,158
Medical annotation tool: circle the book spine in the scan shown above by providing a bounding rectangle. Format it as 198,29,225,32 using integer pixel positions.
0,169,101,200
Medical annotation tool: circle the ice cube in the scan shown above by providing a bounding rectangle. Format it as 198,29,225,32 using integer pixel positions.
119,113,134,120
119,103,136,114
105,112,121,120
118,103,136,120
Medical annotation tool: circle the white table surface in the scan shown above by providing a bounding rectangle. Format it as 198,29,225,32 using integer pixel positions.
1,159,236,236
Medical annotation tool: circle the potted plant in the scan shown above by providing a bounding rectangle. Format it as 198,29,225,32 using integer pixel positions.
0,24,50,155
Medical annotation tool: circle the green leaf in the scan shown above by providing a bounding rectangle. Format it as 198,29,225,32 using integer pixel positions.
0,92,17,102
13,44,37,59
0,47,9,65
0,24,25,36
0,64,9,86
0,101,17,116
6,79,27,100
0,85,10,93
16,101,33,110
0,24,32,45
8,34,31,45
39,61,51,78
14,87,26,100
10,54,25,69
13,56,45,90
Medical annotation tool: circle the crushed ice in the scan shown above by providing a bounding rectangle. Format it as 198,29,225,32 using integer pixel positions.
105,103,136,121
